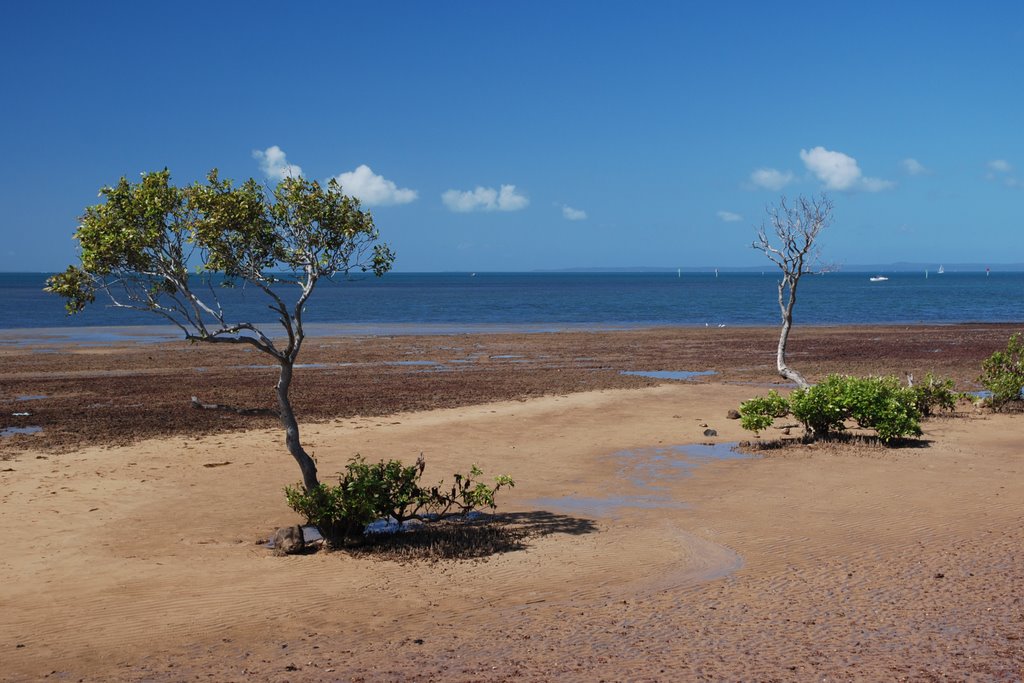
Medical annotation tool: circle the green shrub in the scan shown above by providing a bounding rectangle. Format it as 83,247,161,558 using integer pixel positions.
979,333,1024,410
739,390,790,433
742,375,923,445
909,373,959,416
840,375,922,443
789,375,851,437
284,455,515,548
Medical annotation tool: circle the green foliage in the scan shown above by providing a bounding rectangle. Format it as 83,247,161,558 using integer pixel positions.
44,169,394,319
788,375,851,437
834,375,922,443
909,373,960,417
284,455,515,547
979,333,1024,410
739,390,790,433
45,167,397,494
741,375,924,445
284,477,373,545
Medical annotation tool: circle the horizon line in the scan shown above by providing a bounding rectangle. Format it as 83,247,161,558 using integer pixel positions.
2,262,1022,275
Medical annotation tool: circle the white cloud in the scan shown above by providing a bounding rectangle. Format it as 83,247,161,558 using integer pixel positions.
799,146,860,190
984,159,1021,187
562,205,587,221
442,184,529,212
901,158,930,176
496,185,529,211
252,145,303,181
329,164,417,206
800,146,893,192
716,210,742,222
443,187,496,212
252,148,417,206
749,168,793,191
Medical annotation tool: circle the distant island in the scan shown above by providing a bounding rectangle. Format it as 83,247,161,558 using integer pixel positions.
534,262,1024,274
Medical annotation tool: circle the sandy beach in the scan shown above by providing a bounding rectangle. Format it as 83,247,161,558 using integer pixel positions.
1,325,1022,681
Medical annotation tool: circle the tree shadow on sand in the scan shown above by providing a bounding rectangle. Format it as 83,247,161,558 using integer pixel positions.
345,510,598,563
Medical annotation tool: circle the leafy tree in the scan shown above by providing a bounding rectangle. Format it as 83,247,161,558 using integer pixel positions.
46,169,394,490
753,194,833,388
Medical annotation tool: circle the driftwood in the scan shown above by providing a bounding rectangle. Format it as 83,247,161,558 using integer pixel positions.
190,396,279,417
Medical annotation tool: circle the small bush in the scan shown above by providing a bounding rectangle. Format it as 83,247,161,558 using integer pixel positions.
839,375,922,443
979,333,1024,410
789,375,852,437
909,373,959,416
739,390,790,433
741,375,923,445
284,455,515,548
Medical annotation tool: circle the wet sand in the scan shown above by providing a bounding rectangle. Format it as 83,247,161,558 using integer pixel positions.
1,324,1022,681
1,323,1017,453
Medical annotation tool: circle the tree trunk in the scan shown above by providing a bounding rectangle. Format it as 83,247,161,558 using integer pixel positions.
276,361,319,490
777,279,810,389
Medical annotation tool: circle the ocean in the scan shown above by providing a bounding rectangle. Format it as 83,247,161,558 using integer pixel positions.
1,271,1022,334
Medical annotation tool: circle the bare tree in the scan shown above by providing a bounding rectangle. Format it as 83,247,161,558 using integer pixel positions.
753,194,833,388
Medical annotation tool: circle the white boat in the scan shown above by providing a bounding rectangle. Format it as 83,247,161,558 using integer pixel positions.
938,265,945,274
869,276,889,282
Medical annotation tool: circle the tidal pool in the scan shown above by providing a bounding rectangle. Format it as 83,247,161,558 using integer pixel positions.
1,426,43,437
621,370,717,381
531,442,753,518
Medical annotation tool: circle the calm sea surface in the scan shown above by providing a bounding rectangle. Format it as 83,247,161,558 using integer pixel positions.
2,271,1022,334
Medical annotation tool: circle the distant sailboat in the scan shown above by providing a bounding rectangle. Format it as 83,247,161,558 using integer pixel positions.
677,268,681,278
938,265,945,274
715,268,719,278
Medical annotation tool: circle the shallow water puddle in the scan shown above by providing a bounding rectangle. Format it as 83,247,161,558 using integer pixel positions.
384,361,451,373
1,426,43,437
15,395,48,401
533,442,752,518
967,388,1024,399
616,442,750,491
529,494,685,518
621,370,717,381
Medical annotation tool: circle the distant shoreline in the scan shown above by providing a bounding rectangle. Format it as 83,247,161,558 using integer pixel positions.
4,263,1024,275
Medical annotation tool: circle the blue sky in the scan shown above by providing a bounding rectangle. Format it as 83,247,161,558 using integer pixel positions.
2,1,1022,272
